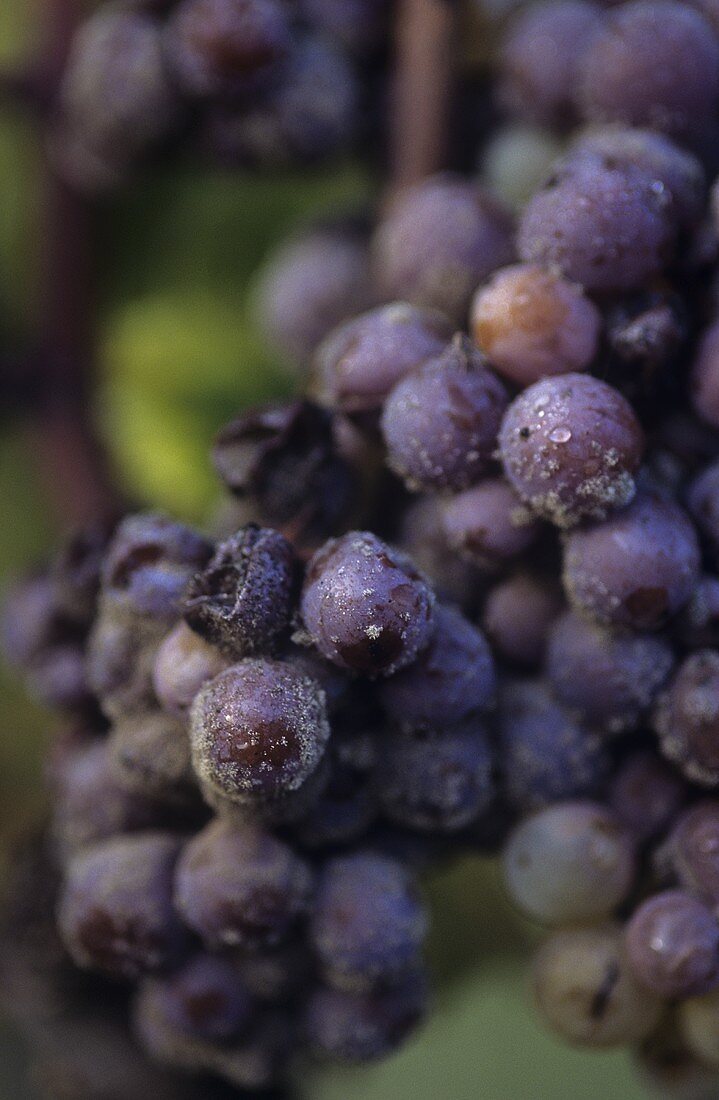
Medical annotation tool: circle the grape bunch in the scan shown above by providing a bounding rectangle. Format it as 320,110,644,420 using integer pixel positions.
49,0,391,192
11,0,719,1095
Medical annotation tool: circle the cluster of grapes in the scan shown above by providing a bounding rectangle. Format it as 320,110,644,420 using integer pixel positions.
11,0,719,1095
50,0,390,192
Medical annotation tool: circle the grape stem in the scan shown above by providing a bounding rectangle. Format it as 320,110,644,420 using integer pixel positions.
388,0,456,198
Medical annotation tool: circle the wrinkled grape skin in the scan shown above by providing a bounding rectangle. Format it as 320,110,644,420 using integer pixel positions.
498,679,610,811
153,621,229,716
57,832,187,981
625,890,719,999
379,603,495,728
691,321,719,429
377,723,495,834
304,971,429,1063
174,818,313,950
163,0,291,99
498,0,603,128
183,526,296,659
373,174,514,324
482,574,562,667
381,338,509,493
609,750,687,844
660,803,719,904
470,263,602,387
545,610,675,731
300,532,435,677
654,650,719,786
313,302,450,416
190,659,330,804
498,373,644,528
534,925,664,1047
502,801,635,925
517,160,673,292
441,479,540,569
562,494,701,630
310,852,428,991
579,0,719,141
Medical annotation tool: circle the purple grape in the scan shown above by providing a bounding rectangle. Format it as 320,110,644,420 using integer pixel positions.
674,574,719,649
310,852,428,991
609,750,687,843
153,621,229,716
300,531,435,676
255,224,373,367
377,721,495,834
688,459,719,556
373,174,514,324
174,817,313,950
25,643,92,712
379,603,495,727
545,609,675,731
397,496,484,609
381,337,508,493
312,302,450,417
470,263,602,388
190,659,330,804
497,679,610,810
163,0,291,99
498,0,603,128
692,320,719,429
659,802,719,904
183,526,296,659
57,832,187,980
482,574,563,667
579,0,719,141
517,158,673,292
498,373,644,528
441,478,540,569
108,710,197,806
51,520,113,626
303,970,428,1063
147,953,254,1041
654,650,719,786
562,493,701,629
625,890,719,998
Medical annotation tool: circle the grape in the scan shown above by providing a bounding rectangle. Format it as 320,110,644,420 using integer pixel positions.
502,801,635,925
498,373,644,528
566,126,707,229
303,971,429,1063
533,925,664,1047
174,817,313,949
470,263,602,388
625,890,719,999
579,0,719,141
674,574,719,649
254,224,373,368
300,531,435,676
497,680,610,810
25,643,92,712
190,659,330,803
381,337,508,493
310,852,428,991
517,158,673,292
498,0,603,128
86,610,160,720
312,302,450,417
163,0,291,99
659,802,719,905
379,603,495,727
373,174,514,324
692,321,719,429
562,493,701,629
377,722,495,834
654,650,719,786
482,124,564,213
545,609,675,731
230,938,311,1002
295,748,378,848
482,574,562,667
183,526,296,658
144,954,254,1041
609,750,687,844
688,459,719,556
1,574,62,671
51,521,113,627
57,832,187,980
440,478,540,569
396,496,484,609
108,710,197,806
212,401,356,548
153,621,229,715
603,289,687,410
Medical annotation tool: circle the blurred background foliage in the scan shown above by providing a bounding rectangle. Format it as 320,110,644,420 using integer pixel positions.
0,2,648,1096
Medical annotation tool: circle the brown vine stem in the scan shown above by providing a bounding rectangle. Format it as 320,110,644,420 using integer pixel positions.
388,0,457,200
30,0,120,527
